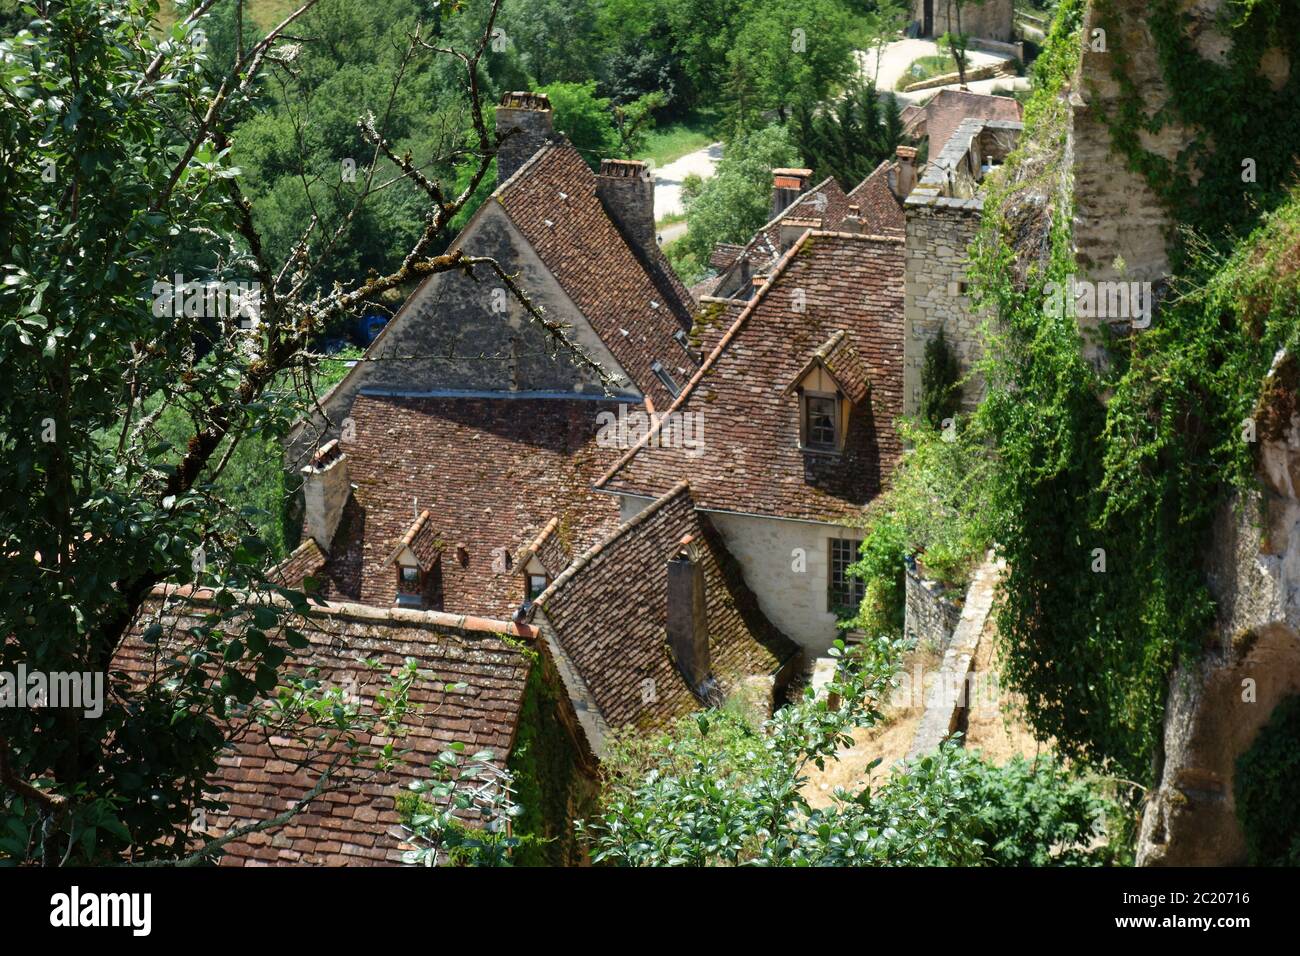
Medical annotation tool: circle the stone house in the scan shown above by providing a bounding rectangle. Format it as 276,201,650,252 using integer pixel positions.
910,0,1015,44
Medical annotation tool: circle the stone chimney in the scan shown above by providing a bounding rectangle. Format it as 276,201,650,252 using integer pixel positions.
666,536,710,689
895,146,918,199
778,217,821,252
843,204,864,234
596,159,656,257
495,91,554,185
770,167,813,217
300,439,350,550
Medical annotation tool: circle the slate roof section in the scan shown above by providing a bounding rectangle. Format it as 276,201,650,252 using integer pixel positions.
530,482,799,737
846,159,907,237
496,144,695,410
311,393,624,618
115,587,534,866
598,231,906,523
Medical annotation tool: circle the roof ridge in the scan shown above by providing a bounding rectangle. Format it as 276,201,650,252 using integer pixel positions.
744,175,844,251
594,227,818,488
493,141,563,198
531,480,692,610
149,583,536,640
514,515,561,565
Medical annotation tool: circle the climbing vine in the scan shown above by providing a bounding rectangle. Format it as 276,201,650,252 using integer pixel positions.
1091,0,1300,260
967,0,1300,783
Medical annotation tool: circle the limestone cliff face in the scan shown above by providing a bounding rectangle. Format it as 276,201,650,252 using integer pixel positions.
1138,354,1300,865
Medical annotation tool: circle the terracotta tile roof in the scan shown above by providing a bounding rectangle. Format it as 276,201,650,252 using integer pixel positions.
917,89,1023,160
385,509,442,572
690,297,746,357
531,482,798,736
846,159,906,237
598,231,906,523
311,394,624,619
115,588,534,866
786,329,871,405
708,243,746,271
496,144,694,410
729,176,854,278
513,516,571,578
267,538,326,589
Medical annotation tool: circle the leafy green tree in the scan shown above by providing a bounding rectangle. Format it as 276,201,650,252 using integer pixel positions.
0,0,600,865
612,91,669,158
538,80,621,168
673,124,802,281
919,326,963,429
724,0,858,130
582,639,1119,866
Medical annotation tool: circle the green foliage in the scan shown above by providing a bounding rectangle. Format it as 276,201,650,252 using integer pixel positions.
967,0,1300,784
583,638,1120,866
506,662,597,866
397,742,529,867
674,124,802,282
848,514,908,639
1234,695,1300,866
959,753,1125,866
722,0,859,134
919,327,962,430
789,79,902,187
1090,0,1300,263
538,80,621,169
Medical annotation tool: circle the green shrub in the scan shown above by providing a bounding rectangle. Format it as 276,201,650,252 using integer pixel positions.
1235,695,1300,866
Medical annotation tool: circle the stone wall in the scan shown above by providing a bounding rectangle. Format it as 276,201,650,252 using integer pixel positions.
905,564,963,651
912,0,1015,42
903,119,1020,417
1138,360,1300,865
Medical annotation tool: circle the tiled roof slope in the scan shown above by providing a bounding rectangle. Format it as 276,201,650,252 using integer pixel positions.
531,482,798,732
116,589,533,866
847,159,906,237
312,394,624,618
267,538,326,589
599,232,905,523
729,176,853,277
918,89,1023,160
497,144,695,410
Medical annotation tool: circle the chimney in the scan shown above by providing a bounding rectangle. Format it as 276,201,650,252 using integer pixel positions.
596,159,656,257
778,217,821,251
300,439,350,550
895,146,918,199
770,167,813,217
495,91,554,185
666,536,710,689
843,204,863,234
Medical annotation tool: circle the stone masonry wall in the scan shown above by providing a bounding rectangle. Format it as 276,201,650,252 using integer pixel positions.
913,0,1015,42
903,198,982,416
905,564,963,652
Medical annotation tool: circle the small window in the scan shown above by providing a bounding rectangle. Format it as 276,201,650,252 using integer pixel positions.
828,538,865,611
804,394,838,450
651,361,681,397
398,565,421,593
526,573,549,603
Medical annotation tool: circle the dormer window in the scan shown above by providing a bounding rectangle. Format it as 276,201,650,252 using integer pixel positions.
651,360,681,397
785,330,870,456
526,573,549,604
804,393,839,450
387,509,441,609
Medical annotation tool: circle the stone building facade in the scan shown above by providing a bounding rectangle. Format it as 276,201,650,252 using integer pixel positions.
903,116,1021,416
911,0,1015,43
